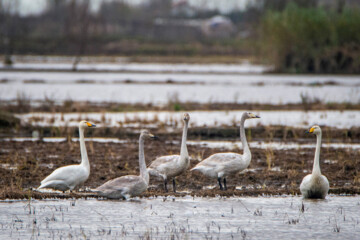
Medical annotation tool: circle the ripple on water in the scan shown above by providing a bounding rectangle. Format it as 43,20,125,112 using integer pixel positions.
0,196,358,239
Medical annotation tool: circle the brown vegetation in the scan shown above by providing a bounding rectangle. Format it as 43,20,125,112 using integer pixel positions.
2,100,360,115
0,135,358,200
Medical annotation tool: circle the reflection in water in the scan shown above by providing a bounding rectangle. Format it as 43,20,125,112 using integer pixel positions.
0,196,359,239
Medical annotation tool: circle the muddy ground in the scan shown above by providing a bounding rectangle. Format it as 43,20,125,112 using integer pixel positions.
2,100,360,114
0,135,359,200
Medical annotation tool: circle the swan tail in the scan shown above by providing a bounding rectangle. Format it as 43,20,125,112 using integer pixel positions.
190,166,200,171
191,166,208,175
37,179,52,189
37,180,70,191
147,168,160,177
147,168,166,180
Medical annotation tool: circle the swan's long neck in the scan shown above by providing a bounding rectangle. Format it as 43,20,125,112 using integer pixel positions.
79,127,90,172
139,136,149,185
240,115,251,160
312,132,322,176
179,120,189,160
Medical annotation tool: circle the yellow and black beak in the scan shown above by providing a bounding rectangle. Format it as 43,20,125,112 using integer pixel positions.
250,113,260,118
86,122,96,128
150,134,159,140
306,127,315,134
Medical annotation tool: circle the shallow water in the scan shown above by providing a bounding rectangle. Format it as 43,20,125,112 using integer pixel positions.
0,137,127,144
2,137,360,151
17,110,360,128
0,196,359,239
187,140,360,150
1,71,359,104
0,61,269,73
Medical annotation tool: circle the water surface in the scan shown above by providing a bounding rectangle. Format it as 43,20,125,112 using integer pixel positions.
0,196,358,239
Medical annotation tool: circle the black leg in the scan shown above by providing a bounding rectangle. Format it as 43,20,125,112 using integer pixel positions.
218,177,223,190
164,179,168,192
172,179,177,193
223,178,227,190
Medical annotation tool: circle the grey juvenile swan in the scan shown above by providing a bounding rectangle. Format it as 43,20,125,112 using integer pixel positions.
38,120,96,192
95,130,156,199
300,125,329,199
191,112,260,190
147,113,190,192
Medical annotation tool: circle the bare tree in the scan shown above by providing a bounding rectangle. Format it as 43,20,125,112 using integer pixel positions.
0,0,20,65
63,0,91,71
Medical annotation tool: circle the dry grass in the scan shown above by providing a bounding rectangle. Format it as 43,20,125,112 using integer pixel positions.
0,137,358,199
2,99,360,114
265,147,274,170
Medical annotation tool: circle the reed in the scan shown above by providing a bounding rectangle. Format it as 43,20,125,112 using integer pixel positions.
260,3,360,73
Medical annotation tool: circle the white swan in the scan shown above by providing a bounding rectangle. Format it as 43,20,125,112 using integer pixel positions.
95,130,156,199
191,112,260,190
147,113,190,192
38,120,96,191
300,125,329,199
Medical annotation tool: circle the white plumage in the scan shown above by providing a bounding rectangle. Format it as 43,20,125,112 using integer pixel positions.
300,125,329,199
38,120,96,192
191,112,260,190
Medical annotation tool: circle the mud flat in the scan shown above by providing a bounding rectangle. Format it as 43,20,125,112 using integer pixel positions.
0,138,358,200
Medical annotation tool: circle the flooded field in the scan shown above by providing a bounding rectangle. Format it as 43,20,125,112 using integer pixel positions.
0,60,359,239
17,110,360,128
0,138,358,199
0,58,269,73
0,196,359,239
1,71,359,105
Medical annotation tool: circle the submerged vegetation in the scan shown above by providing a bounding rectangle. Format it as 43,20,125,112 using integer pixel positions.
261,3,360,73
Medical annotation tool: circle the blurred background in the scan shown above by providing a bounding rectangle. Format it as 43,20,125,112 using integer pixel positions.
1,0,359,72
0,0,359,135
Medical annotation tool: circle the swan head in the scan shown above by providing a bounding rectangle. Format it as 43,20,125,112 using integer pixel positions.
306,125,321,135
79,120,96,129
140,129,157,140
244,112,260,119
183,113,190,122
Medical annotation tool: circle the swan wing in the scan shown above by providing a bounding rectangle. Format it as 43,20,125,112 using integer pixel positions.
299,174,312,194
148,155,184,178
148,155,180,169
321,175,330,189
191,153,246,178
95,175,147,198
300,174,329,199
40,165,87,186
194,153,243,168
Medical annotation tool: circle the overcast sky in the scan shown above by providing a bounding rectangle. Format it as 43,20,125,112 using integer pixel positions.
4,0,250,16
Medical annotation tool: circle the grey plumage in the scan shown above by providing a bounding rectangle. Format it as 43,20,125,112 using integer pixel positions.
147,113,190,192
95,130,155,199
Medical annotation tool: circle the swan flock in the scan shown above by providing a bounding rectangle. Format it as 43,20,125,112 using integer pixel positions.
37,113,330,199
